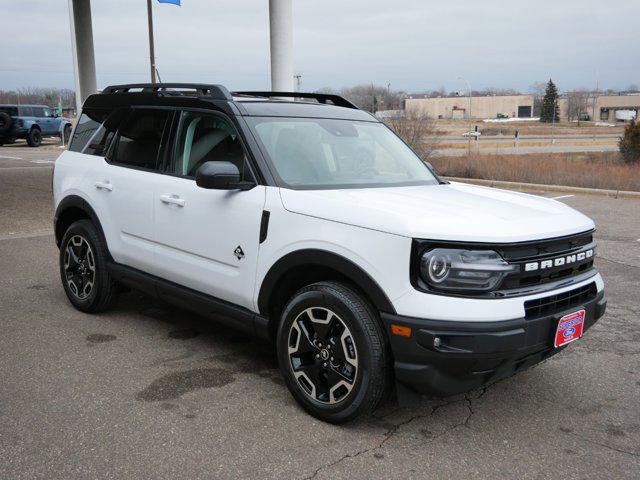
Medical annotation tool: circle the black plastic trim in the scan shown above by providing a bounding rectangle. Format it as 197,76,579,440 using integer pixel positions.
382,289,606,396
232,91,358,109
53,195,109,250
107,261,270,340
102,83,233,101
257,249,396,315
259,210,270,243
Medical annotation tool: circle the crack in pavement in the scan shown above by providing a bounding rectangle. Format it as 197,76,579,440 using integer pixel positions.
565,431,640,458
302,388,487,479
598,255,640,270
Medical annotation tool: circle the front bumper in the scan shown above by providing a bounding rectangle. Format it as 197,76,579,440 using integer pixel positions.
381,289,606,396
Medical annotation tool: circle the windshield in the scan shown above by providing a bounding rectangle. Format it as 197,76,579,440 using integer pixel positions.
247,117,439,189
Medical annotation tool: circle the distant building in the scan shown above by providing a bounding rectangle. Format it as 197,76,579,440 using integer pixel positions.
406,93,640,122
405,95,534,120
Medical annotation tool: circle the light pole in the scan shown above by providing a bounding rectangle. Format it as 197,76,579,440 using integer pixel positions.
146,0,156,84
458,76,473,153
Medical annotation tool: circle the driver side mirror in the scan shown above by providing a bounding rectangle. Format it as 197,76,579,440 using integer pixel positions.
195,161,255,191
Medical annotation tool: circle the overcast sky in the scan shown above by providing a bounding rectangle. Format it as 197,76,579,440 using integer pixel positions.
1,0,638,93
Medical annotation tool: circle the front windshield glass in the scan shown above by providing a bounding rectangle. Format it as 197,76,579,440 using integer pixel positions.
247,117,439,189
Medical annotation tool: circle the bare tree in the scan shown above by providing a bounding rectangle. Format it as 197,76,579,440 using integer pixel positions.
0,87,75,108
384,112,440,160
529,81,548,117
566,89,592,122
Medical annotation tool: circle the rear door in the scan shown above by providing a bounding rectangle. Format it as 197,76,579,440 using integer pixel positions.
99,107,173,273
152,109,266,310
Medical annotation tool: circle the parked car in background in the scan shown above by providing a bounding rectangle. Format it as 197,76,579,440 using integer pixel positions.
462,130,481,138
0,104,72,147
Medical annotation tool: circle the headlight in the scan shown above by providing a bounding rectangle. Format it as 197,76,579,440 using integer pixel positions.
419,248,517,292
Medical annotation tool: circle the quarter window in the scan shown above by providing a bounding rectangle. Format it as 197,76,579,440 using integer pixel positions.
68,108,110,153
170,111,249,179
110,109,171,170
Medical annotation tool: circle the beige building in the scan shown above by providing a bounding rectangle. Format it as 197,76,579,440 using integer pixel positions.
405,95,534,120
558,95,640,121
406,93,640,121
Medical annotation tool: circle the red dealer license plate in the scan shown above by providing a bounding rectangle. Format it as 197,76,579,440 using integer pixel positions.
554,309,586,348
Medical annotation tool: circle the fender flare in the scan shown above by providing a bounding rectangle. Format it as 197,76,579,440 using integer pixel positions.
257,249,396,315
54,195,108,251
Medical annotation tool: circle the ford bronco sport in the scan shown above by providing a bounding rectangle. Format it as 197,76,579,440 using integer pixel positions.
0,104,72,147
53,83,606,423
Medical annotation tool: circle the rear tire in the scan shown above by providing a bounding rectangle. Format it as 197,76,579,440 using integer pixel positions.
62,124,72,144
277,281,392,423
27,128,42,147
59,220,117,313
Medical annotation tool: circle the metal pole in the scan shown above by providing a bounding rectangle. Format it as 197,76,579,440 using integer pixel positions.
269,0,293,91
68,0,97,112
551,98,557,144
458,77,472,153
147,0,157,84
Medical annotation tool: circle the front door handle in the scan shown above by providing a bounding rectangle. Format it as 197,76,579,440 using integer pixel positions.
160,194,185,207
94,181,113,191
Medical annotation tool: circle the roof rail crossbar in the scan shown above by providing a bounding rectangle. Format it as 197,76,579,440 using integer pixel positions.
232,91,358,109
102,83,233,101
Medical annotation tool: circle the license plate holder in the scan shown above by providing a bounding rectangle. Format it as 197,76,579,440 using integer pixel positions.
554,309,585,348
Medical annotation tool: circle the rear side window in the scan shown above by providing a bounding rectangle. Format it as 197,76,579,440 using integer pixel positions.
31,107,44,117
68,108,110,153
110,109,171,170
19,106,33,116
0,106,18,116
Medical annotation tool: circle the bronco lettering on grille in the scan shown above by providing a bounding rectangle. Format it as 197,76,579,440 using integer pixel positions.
524,248,594,272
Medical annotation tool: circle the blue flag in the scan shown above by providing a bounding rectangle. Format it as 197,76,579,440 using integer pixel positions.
158,0,180,5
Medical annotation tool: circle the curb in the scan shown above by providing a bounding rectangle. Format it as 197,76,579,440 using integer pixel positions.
444,177,640,200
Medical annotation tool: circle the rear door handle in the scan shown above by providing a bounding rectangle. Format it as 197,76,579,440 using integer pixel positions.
160,194,185,207
94,181,113,191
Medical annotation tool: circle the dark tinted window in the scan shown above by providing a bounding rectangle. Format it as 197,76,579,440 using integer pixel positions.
170,111,250,179
19,106,34,116
68,108,110,153
110,109,170,170
0,106,18,116
31,107,44,117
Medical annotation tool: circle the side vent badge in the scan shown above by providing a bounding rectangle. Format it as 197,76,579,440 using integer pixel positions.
234,246,245,260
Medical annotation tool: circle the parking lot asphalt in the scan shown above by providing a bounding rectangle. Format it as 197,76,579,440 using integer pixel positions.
1,145,639,479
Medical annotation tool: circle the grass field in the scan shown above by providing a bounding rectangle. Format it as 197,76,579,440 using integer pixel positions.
429,151,640,192
432,119,625,137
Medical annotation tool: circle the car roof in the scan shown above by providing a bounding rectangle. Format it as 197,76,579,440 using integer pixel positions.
0,104,49,108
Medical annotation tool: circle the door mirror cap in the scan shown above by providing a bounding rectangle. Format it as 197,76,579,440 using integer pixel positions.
195,161,255,190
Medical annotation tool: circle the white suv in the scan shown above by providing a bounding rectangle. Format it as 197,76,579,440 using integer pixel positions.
53,84,606,423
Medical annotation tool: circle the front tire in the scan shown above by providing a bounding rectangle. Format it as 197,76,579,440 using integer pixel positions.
277,281,392,423
27,128,42,147
59,220,117,313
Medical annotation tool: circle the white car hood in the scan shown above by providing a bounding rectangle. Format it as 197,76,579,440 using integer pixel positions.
279,182,595,243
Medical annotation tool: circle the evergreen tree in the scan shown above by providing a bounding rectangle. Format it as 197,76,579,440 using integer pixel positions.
540,79,560,123
619,119,640,164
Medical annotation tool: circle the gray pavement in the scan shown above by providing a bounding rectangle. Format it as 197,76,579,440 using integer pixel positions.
1,145,639,479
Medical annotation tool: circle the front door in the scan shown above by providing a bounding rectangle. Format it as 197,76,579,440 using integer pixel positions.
153,110,266,310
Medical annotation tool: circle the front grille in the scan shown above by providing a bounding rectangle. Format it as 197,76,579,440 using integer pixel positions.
497,231,596,290
524,282,597,319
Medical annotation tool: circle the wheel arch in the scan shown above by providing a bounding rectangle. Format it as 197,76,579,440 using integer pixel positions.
258,249,396,336
54,195,108,252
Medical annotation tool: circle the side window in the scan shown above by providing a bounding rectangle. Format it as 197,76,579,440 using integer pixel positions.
43,108,53,118
68,108,110,153
169,111,250,179
110,108,170,170
31,107,44,117
19,106,34,117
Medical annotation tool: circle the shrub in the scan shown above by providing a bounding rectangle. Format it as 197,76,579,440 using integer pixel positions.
619,120,640,164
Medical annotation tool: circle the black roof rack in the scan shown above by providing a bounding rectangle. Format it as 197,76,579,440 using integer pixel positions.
101,83,233,101
232,91,358,109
